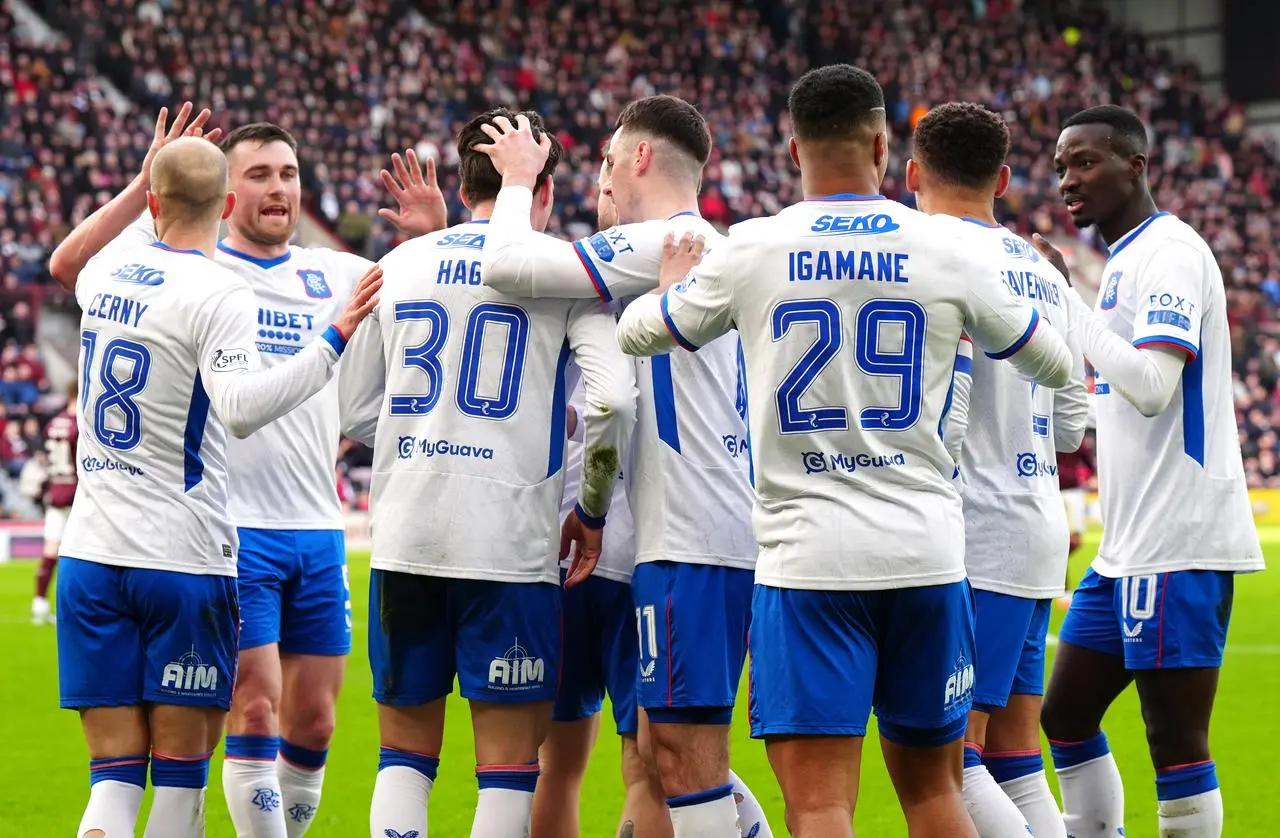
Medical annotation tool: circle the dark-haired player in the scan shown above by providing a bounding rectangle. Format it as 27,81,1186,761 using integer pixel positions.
477,96,772,837
339,108,636,838
618,64,1074,838
1034,105,1263,838
48,103,444,838
908,102,1086,838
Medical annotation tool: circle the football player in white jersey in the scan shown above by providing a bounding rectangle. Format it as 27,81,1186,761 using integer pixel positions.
1033,105,1264,838
339,108,636,838
617,65,1075,838
55,138,379,838
48,103,443,838
908,102,1087,838
477,97,772,838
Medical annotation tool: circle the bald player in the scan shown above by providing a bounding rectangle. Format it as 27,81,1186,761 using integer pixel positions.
55,137,380,838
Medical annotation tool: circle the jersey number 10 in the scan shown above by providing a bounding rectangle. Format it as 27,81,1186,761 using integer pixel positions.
773,298,926,434
389,300,529,420
80,329,152,451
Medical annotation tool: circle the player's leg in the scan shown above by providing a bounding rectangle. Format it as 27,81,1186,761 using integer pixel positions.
621,723,674,838
750,584,874,838
1040,570,1132,838
634,561,754,836
1128,571,1233,838
874,581,978,838
533,571,606,838
58,557,150,837
131,567,239,838
367,570,453,838
962,590,1036,837
275,530,352,837
455,578,562,837
983,600,1064,838
33,506,66,624
223,528,291,837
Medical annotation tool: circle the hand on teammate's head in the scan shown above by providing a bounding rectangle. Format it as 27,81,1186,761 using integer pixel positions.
472,113,554,187
140,102,223,190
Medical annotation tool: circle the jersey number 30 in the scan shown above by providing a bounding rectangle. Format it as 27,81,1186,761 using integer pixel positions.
773,298,926,434
80,329,152,451
389,301,529,420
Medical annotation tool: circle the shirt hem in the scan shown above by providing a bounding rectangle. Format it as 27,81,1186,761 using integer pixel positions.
369,558,559,585
60,550,237,577
753,568,966,591
1090,557,1267,577
967,578,1066,599
634,551,756,571
231,518,346,531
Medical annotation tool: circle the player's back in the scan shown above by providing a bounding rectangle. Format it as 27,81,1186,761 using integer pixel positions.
360,222,584,583
1091,213,1262,573
62,242,243,576
45,408,79,508
719,196,1033,590
948,219,1074,597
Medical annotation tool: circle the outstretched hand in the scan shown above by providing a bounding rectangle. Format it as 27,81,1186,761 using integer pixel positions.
140,102,222,190
656,231,707,293
378,149,448,238
332,264,384,342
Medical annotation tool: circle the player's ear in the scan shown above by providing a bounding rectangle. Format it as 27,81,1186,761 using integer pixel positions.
147,191,160,219
788,137,800,169
1129,152,1147,184
904,159,921,194
994,164,1011,199
221,191,236,221
874,130,888,171
635,140,652,176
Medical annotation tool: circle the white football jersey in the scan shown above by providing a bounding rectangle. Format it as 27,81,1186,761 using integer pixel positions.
559,363,635,583
949,219,1086,598
1090,212,1263,576
482,191,756,570
618,195,1072,591
62,241,346,576
118,215,368,530
340,221,636,584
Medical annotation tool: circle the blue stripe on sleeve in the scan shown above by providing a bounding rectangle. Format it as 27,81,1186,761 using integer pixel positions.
985,308,1040,360
660,291,700,352
321,325,347,355
571,240,613,303
953,353,973,376
1133,334,1198,361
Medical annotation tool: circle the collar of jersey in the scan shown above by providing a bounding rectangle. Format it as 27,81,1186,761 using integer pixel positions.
217,240,292,269
150,241,207,257
959,216,1002,229
807,193,886,202
668,210,699,219
1106,211,1171,261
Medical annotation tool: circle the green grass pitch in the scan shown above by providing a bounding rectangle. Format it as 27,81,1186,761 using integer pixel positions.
0,529,1274,836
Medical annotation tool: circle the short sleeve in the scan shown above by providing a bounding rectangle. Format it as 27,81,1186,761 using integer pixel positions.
1129,240,1205,361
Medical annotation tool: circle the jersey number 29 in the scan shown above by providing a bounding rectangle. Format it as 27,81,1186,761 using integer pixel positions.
80,329,151,451
389,301,529,420
773,298,926,434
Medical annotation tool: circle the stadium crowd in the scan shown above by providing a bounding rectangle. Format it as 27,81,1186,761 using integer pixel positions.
4,0,1280,499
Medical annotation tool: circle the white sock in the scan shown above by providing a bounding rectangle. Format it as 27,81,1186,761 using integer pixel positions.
668,783,740,838
999,771,1066,838
471,787,535,837
1157,788,1223,837
1053,750,1124,838
371,763,435,838
79,779,145,838
144,786,207,837
963,764,1033,837
278,756,325,837
223,758,287,838
728,770,773,838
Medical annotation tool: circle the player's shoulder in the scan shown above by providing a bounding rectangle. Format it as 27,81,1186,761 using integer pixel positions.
1121,212,1210,261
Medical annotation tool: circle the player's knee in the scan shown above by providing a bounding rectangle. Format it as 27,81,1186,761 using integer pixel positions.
1144,717,1210,768
285,702,337,750
231,692,279,735
1038,690,1081,742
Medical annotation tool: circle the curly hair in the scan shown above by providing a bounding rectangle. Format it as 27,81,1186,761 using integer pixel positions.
912,102,1011,189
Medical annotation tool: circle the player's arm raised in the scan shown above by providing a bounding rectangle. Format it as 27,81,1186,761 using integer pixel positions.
199,265,383,438
49,103,218,290
616,231,735,356
960,245,1074,389
337,309,387,448
1034,234,1198,418
477,116,659,301
560,299,639,587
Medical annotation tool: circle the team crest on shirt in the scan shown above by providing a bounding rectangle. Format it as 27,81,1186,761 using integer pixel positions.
297,269,332,299
1100,270,1122,310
